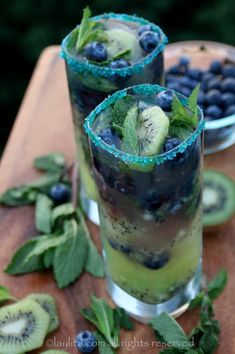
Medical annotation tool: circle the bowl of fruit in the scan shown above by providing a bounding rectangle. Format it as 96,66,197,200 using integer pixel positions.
165,41,235,154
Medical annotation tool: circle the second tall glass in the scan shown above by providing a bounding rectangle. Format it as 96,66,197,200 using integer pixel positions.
61,13,167,224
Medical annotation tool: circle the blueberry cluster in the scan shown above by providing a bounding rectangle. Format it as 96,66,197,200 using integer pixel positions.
166,58,235,121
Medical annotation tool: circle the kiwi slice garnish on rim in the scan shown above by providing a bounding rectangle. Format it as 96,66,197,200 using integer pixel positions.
25,293,59,334
106,28,141,61
125,106,169,172
203,169,235,231
0,299,49,354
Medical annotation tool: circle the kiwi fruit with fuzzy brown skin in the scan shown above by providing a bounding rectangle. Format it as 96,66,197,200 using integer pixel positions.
203,169,235,233
24,293,59,334
0,299,49,354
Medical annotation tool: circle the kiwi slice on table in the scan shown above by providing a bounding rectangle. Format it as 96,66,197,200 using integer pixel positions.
25,293,59,334
106,28,142,61
203,169,235,231
0,299,49,354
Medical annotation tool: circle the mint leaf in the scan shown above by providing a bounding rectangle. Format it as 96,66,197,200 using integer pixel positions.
35,194,53,234
169,123,193,141
0,286,11,303
81,308,100,328
199,330,219,354
34,152,65,173
188,84,200,124
112,49,131,61
95,331,115,354
112,95,134,128
90,296,118,348
113,307,134,330
43,248,55,269
189,292,204,310
208,269,228,300
150,312,190,350
75,7,108,52
52,203,75,226
5,239,45,274
122,104,139,155
25,234,68,262
53,220,88,288
77,209,104,278
0,186,37,206
170,85,200,131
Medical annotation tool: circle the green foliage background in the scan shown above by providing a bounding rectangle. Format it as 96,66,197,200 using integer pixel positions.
1,0,235,151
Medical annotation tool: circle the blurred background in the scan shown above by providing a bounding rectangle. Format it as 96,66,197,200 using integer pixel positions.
1,0,235,154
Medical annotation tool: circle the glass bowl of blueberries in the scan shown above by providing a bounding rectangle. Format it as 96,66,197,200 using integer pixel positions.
165,41,235,154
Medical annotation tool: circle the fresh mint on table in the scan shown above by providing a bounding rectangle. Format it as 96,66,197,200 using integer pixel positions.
1,152,104,288
150,269,228,354
81,295,134,351
75,7,108,52
169,84,200,140
0,285,17,303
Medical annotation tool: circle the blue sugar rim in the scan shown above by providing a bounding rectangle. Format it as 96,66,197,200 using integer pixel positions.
84,84,205,166
60,13,168,78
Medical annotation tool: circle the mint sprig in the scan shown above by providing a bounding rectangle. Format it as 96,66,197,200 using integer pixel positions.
81,296,134,351
2,152,104,288
169,84,200,140
150,269,228,354
75,7,108,52
121,104,139,155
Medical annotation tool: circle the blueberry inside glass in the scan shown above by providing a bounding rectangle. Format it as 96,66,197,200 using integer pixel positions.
84,84,204,321
61,7,167,224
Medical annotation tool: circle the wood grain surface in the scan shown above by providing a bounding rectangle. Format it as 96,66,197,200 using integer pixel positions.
0,45,234,353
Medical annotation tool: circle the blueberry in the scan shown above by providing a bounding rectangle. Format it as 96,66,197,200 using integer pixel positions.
177,86,192,97
163,138,181,152
179,56,190,67
120,245,132,254
225,105,235,116
180,77,198,90
143,252,169,270
221,78,235,93
75,331,97,353
201,71,215,83
138,24,152,36
109,239,118,250
157,90,174,111
109,59,130,69
167,81,182,92
139,31,160,53
205,105,222,119
205,89,222,105
186,68,202,80
207,77,221,91
209,60,222,74
221,92,235,107
98,128,120,147
84,42,108,62
49,184,70,204
168,65,181,75
222,64,235,78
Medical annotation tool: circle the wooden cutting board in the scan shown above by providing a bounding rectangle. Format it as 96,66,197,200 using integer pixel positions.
0,45,235,353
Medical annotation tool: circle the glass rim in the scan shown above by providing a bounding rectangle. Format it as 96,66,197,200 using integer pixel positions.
60,13,168,78
84,84,205,166
205,113,235,130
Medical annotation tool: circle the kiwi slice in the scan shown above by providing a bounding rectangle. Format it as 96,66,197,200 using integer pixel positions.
138,106,169,156
203,169,235,229
0,299,49,354
106,29,141,61
25,293,59,334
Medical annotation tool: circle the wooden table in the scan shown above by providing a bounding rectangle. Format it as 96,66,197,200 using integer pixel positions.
0,46,235,353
